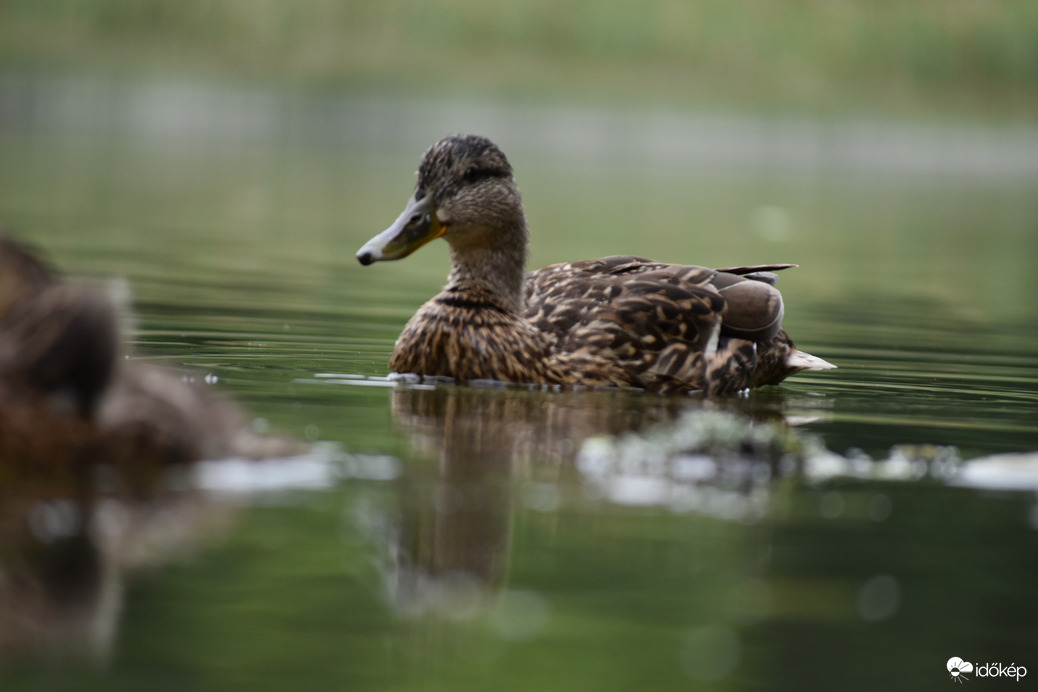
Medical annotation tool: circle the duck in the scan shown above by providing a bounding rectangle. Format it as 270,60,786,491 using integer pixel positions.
0,235,295,468
356,134,834,396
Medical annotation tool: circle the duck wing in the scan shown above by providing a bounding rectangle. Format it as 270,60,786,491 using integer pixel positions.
526,255,789,340
524,256,789,391
526,255,719,345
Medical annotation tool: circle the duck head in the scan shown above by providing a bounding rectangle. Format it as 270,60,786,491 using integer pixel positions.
356,134,524,265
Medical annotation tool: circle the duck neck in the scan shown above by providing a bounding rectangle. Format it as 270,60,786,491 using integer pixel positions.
444,217,528,315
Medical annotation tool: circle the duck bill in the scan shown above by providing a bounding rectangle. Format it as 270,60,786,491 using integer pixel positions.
356,195,445,265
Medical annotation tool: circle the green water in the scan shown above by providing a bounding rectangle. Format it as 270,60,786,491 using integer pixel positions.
1,86,1037,691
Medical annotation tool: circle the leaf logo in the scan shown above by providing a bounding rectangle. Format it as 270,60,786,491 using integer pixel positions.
947,657,973,683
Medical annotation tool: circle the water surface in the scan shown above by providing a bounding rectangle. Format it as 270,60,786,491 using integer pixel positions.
1,81,1037,690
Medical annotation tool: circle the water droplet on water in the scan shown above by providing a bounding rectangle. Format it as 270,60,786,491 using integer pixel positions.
819,491,845,519
857,574,900,621
867,493,892,522
680,623,742,681
489,590,550,640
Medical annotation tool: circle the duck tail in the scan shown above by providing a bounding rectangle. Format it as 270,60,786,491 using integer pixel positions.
786,349,837,373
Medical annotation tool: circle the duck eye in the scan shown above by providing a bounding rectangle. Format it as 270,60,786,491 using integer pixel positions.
463,166,480,182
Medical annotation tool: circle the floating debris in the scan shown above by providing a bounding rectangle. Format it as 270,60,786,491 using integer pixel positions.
576,409,820,519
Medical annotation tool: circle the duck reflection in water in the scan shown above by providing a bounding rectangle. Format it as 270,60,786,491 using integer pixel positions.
384,384,666,617
0,236,297,661
381,384,807,617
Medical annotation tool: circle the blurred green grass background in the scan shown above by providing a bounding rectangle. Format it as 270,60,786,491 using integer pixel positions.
2,0,1037,120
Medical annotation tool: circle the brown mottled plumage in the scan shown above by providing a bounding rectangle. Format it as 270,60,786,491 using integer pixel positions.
0,235,296,467
357,134,834,395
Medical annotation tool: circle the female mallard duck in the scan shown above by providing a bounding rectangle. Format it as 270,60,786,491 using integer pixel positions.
0,235,294,466
356,134,834,395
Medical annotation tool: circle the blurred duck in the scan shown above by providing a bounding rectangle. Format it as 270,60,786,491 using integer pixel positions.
357,134,834,395
0,236,291,468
